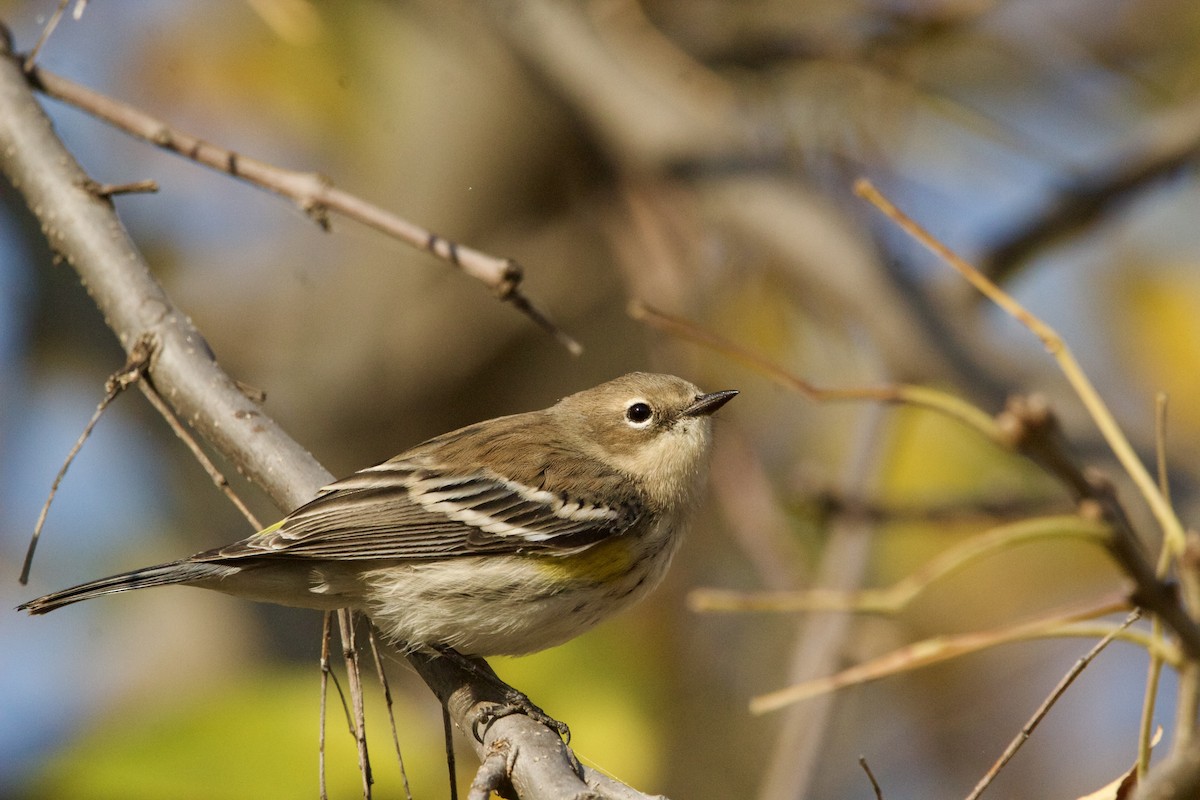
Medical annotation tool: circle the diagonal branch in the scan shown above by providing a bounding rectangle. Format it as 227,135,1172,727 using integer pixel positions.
0,28,636,800
21,59,580,355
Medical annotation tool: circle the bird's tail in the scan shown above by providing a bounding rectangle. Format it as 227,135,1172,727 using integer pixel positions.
18,560,236,615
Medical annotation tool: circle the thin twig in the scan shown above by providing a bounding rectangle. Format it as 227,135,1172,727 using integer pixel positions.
22,0,69,71
337,610,373,799
1140,394,1173,777
1139,629,1166,781
20,333,156,583
964,609,1142,800
23,63,581,355
751,596,1138,714
859,756,884,800
319,612,333,800
136,379,262,530
691,514,1112,615
443,703,460,800
1155,393,1170,507
367,628,415,800
629,300,1002,442
82,177,158,197
1161,392,1200,754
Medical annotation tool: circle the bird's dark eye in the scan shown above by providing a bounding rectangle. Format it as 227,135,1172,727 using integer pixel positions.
625,402,653,424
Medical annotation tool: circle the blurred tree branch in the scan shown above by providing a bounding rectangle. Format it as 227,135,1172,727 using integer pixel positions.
478,0,1034,405
0,25,649,800
22,54,581,355
982,95,1200,286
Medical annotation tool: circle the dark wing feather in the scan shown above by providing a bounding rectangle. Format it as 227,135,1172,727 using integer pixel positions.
205,457,643,562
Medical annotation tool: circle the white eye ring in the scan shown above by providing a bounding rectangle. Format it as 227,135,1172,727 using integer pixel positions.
624,400,654,427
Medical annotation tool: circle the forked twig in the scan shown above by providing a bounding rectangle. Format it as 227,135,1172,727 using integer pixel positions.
854,179,1200,666
20,333,156,583
854,178,1186,560
964,609,1141,800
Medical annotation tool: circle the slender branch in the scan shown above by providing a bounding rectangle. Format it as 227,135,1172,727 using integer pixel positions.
855,179,1200,662
859,756,884,800
691,514,1112,615
135,379,263,530
20,332,156,583
1141,613,1168,780
444,704,461,800
22,0,70,70
751,596,1140,714
0,32,636,800
964,610,1141,800
21,61,581,355
338,610,373,799
366,629,415,800
629,301,1003,443
319,612,333,800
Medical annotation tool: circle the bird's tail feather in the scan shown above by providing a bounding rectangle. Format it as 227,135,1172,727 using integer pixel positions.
18,560,236,615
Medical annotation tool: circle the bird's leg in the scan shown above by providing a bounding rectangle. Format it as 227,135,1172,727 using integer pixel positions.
431,645,572,744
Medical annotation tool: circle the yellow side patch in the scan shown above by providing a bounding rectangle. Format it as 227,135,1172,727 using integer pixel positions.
531,538,634,585
253,519,286,538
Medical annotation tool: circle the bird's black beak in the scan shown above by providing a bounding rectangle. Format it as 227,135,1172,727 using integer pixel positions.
682,389,738,417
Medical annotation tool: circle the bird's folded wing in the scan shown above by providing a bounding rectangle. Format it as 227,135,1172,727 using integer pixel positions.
207,460,642,561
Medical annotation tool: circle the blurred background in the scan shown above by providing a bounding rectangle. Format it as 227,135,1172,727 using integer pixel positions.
3,0,1200,797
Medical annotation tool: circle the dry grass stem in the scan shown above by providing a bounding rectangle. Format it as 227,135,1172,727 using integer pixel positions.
751,596,1139,714
691,514,1112,615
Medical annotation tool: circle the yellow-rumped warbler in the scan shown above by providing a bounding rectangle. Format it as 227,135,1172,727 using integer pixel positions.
20,373,736,657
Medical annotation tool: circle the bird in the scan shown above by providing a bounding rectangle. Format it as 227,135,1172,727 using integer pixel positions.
20,372,737,659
